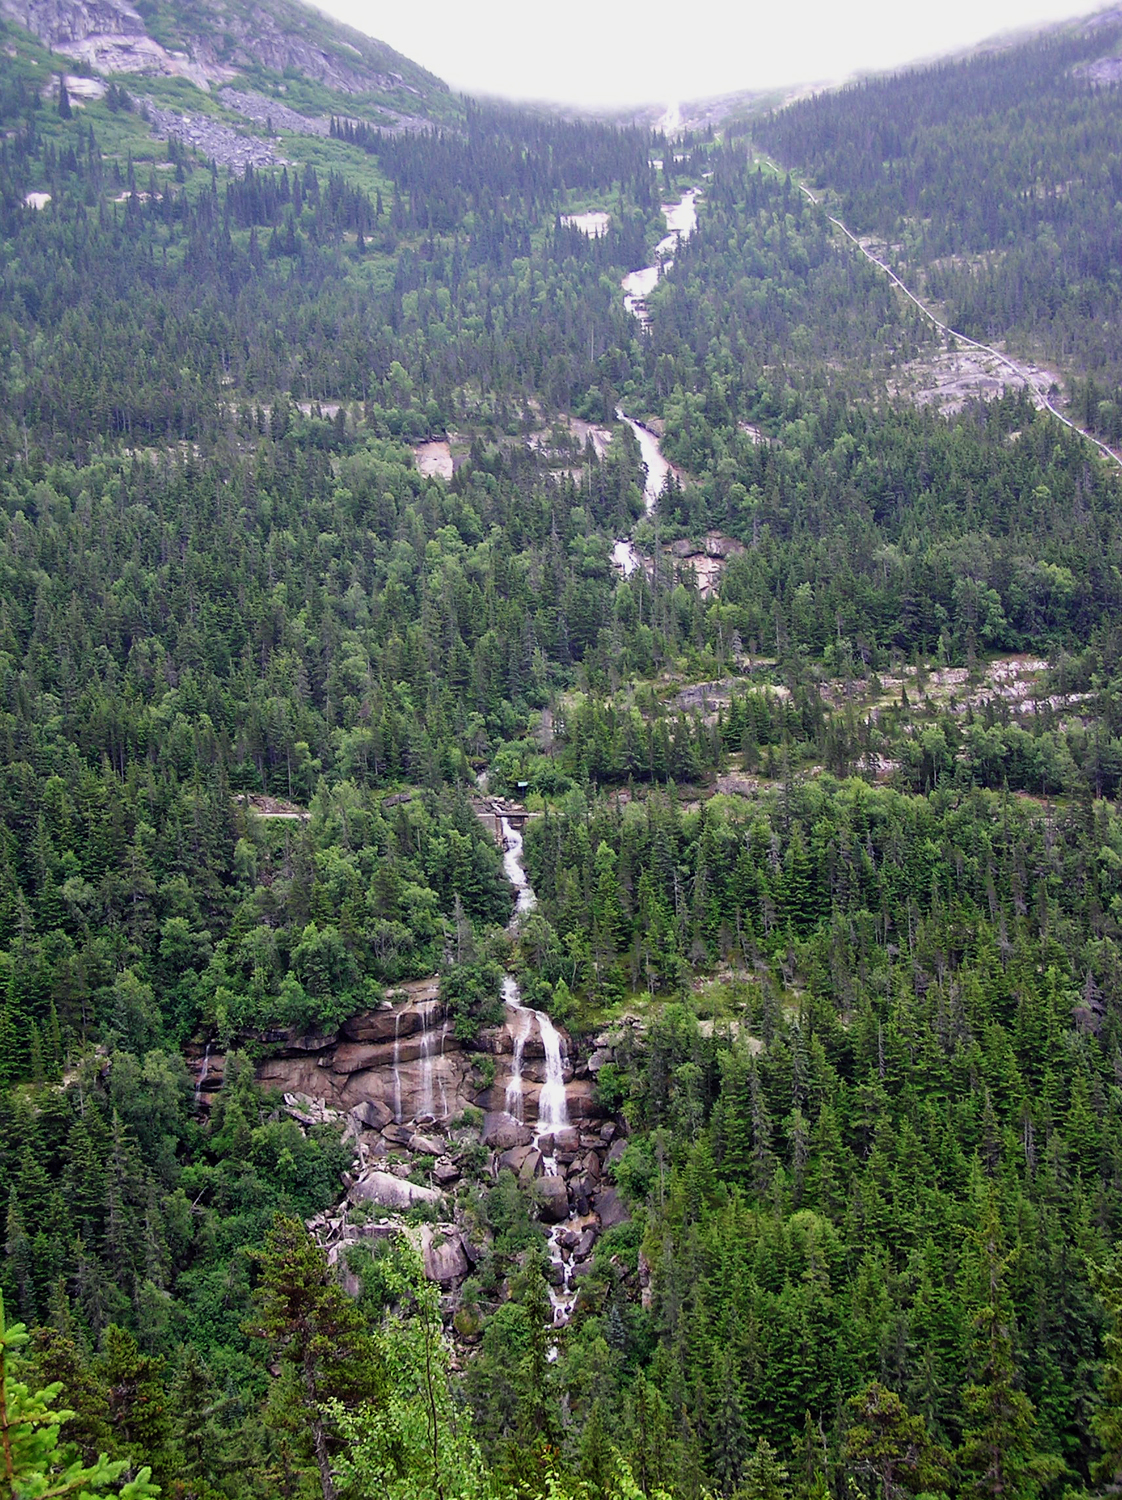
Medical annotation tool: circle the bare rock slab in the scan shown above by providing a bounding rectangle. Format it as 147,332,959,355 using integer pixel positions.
536,1175,570,1223
348,1171,443,1212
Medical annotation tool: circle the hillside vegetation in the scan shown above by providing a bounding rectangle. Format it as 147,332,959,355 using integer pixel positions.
3,5,1122,1500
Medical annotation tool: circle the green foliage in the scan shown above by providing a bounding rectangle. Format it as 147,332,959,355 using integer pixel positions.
1,13,1122,1500
757,16,1122,432
332,1242,493,1500
246,1214,381,1499
843,1383,950,1498
0,1295,158,1499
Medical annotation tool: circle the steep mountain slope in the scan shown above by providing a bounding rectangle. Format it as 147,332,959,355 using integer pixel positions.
9,4,1122,1498
754,5,1122,440
0,0,452,117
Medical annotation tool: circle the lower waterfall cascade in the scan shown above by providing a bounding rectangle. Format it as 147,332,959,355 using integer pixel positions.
499,814,587,1323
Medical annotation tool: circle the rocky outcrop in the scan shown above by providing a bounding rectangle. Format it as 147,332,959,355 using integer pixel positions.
187,985,640,1318
308,1098,630,1312
0,0,447,110
0,0,238,88
1,0,144,47
247,978,588,1131
347,1171,443,1212
140,103,282,170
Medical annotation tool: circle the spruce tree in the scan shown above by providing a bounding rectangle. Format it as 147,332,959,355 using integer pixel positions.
246,1215,380,1500
1092,1253,1122,1493
955,1198,1062,1498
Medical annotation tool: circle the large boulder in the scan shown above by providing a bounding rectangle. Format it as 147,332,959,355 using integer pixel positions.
595,1187,629,1230
408,1133,443,1157
499,1143,536,1175
483,1113,533,1149
536,1175,570,1223
575,1227,598,1258
563,1079,600,1121
349,1099,392,1131
421,1226,470,1284
348,1171,443,1212
518,1149,543,1182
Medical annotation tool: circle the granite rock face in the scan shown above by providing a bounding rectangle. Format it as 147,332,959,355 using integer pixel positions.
0,0,445,100
189,987,639,1319
347,1170,443,1211
252,990,580,1131
1,0,145,47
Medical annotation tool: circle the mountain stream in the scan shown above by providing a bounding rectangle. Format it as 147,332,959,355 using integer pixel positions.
500,815,580,1322
612,187,698,580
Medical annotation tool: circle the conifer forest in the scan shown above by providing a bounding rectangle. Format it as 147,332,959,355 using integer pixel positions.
7,2,1122,1497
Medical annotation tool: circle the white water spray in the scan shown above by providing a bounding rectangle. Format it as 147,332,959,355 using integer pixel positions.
417,1000,447,1122
503,974,533,1123
194,1042,211,1106
497,812,581,1323
501,817,537,915
392,1011,403,1124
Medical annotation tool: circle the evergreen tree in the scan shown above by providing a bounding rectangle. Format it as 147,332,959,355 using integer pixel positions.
246,1215,380,1500
0,1296,157,1499
955,1200,1062,1498
1092,1253,1122,1494
842,1382,950,1498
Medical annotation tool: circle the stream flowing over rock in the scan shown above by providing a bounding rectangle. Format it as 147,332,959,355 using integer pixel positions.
200,804,634,1321
612,188,701,585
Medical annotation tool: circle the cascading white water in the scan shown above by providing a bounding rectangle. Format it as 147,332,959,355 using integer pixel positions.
194,1042,211,1106
619,409,671,513
438,1023,449,1119
497,815,580,1323
535,1011,570,1147
620,188,699,330
503,974,533,1123
418,1000,446,1121
392,1011,403,1124
498,820,568,1145
501,818,536,914
613,187,698,579
612,408,673,580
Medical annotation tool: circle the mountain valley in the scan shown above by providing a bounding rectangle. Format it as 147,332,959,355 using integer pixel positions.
4,2,1122,1497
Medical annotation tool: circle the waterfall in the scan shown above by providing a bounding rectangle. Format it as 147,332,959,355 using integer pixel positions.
613,188,697,578
438,1021,450,1119
418,1001,441,1120
536,1012,570,1137
392,1012,403,1124
503,974,532,1123
497,814,579,1328
498,824,569,1141
193,1042,211,1106
501,817,536,915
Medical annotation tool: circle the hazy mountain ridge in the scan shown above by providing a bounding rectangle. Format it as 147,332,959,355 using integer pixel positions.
0,0,450,112
8,4,1122,1498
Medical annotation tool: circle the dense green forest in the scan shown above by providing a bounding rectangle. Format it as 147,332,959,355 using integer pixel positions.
754,12,1122,438
8,4,1122,1498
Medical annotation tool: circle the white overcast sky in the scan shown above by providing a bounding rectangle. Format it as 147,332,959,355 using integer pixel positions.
316,0,1103,109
